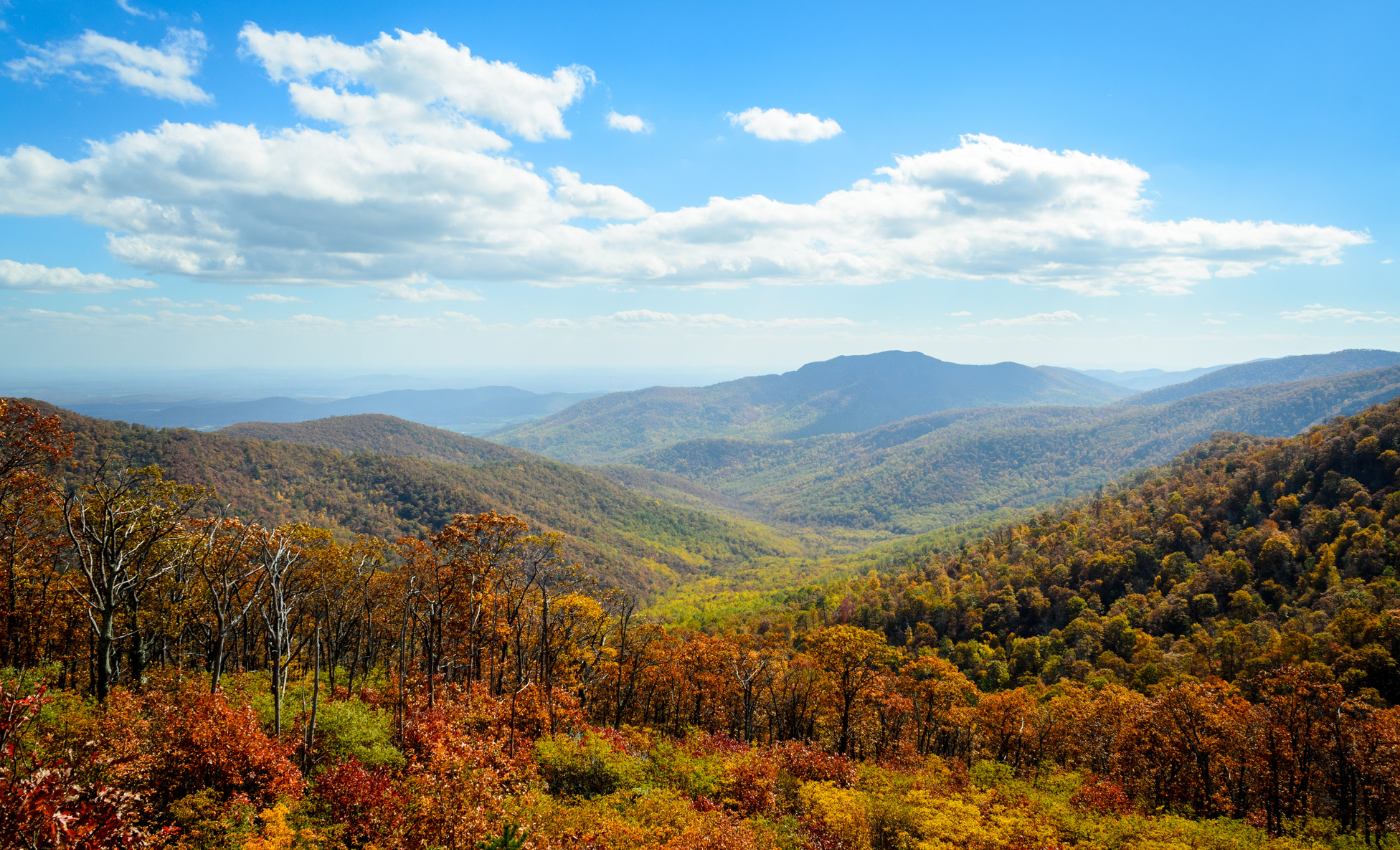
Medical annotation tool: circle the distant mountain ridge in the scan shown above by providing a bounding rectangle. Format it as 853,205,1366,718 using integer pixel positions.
495,350,1131,463
220,415,526,466
1078,364,1231,391
69,386,601,434
1121,349,1400,406
617,364,1400,536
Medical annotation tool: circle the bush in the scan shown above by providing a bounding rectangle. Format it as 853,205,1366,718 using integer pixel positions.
307,698,403,769
534,731,644,798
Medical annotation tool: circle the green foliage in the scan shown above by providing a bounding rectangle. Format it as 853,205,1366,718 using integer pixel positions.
477,822,528,850
309,698,404,769
534,731,646,798
497,351,1129,463
620,364,1400,536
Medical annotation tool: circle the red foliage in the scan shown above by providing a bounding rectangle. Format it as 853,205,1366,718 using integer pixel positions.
773,741,857,787
723,753,778,817
798,813,853,850
312,758,406,847
1070,777,1137,816
0,684,155,849
100,678,303,810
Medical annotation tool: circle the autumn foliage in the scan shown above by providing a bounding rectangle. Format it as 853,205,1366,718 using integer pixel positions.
3,396,1400,848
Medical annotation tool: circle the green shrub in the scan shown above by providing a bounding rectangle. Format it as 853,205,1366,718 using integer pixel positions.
311,698,404,769
534,731,644,798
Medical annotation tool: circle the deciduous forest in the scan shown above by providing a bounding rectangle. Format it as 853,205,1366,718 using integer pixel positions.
2,395,1399,849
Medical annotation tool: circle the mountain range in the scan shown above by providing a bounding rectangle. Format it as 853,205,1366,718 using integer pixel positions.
494,351,1132,462
68,386,600,434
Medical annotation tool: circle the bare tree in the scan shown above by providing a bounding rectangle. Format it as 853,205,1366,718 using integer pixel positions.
192,514,267,692
62,466,206,702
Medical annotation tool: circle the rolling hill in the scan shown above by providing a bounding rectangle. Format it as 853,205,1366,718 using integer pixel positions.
69,385,601,434
495,350,1131,463
618,364,1400,536
1121,349,1400,406
220,414,526,466
22,401,808,599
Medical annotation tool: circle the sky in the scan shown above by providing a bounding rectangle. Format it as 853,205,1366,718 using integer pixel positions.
1,0,1397,391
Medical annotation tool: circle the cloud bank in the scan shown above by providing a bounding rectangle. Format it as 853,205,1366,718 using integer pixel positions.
0,25,1368,298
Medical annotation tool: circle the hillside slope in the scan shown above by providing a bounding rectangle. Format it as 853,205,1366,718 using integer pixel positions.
1123,349,1400,406
697,394,1400,706
24,402,805,599
72,385,599,434
496,351,1130,463
220,414,525,466
627,365,1400,536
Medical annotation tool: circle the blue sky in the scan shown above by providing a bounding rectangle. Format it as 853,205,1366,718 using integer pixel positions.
1,0,1397,385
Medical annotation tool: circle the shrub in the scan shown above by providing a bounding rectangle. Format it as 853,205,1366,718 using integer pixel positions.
534,731,644,798
306,698,403,769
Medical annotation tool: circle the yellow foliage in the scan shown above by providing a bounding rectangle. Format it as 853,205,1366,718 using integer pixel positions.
798,780,871,850
241,805,323,850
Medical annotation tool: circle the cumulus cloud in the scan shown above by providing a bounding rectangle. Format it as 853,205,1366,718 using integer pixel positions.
1280,304,1398,323
727,107,842,142
980,310,1082,326
949,311,971,317
550,167,653,220
239,24,590,145
606,111,650,133
0,259,155,292
6,28,210,103
0,23,1368,301
247,292,308,303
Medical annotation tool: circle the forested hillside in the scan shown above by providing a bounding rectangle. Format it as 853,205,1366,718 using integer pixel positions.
3,394,1400,849
1124,349,1400,406
26,401,805,598
625,364,1400,535
687,395,1400,708
220,414,526,466
497,351,1129,463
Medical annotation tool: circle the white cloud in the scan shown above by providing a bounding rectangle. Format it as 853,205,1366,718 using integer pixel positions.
949,310,971,317
116,0,154,19
726,107,842,142
373,277,485,302
6,28,210,103
287,313,343,326
606,111,650,133
130,296,241,311
441,310,480,322
1385,259,1394,264
549,167,653,220
1279,304,1398,324
0,259,155,292
980,310,1082,326
1204,318,1225,325
597,309,856,330
527,317,577,329
0,28,1368,302
238,24,590,144
247,292,308,303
